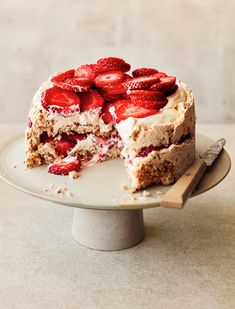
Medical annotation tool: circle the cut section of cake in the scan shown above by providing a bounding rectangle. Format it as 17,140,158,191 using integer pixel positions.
25,57,195,191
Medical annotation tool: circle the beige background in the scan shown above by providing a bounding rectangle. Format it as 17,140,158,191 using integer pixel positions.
1,0,235,123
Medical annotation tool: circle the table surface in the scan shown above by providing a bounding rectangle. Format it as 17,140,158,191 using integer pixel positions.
0,123,234,309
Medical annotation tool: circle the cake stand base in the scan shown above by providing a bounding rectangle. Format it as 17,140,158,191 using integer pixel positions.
72,208,145,251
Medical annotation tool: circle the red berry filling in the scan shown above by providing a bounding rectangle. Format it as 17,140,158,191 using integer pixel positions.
137,145,164,157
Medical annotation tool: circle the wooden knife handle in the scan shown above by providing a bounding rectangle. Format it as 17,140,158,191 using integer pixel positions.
160,159,207,209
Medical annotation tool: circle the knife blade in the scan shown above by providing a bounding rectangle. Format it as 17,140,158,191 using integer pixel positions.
160,137,226,209
200,138,226,166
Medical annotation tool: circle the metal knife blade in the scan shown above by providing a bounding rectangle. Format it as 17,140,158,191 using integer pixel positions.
200,138,226,166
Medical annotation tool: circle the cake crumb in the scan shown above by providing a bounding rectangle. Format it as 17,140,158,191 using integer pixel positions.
143,190,151,197
121,183,129,190
11,164,17,169
128,194,137,200
69,171,80,179
55,185,68,198
66,190,73,197
156,190,163,195
49,183,54,189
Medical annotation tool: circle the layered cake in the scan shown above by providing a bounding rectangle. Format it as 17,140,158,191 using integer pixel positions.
25,57,195,191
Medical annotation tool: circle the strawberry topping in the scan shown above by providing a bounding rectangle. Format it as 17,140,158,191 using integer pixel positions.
48,159,81,176
122,75,160,90
150,76,176,92
51,70,92,92
115,101,159,123
152,72,168,79
41,87,80,116
94,70,125,87
80,90,105,112
164,84,178,96
99,90,125,102
128,90,165,101
75,64,97,81
130,97,168,109
101,100,127,124
132,68,158,77
96,57,131,72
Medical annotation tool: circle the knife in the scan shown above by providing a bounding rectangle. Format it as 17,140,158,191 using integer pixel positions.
160,138,226,209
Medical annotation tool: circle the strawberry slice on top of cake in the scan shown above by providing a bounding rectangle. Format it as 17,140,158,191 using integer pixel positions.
25,57,195,191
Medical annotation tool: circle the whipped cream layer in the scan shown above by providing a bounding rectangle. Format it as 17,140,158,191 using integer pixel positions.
29,80,112,135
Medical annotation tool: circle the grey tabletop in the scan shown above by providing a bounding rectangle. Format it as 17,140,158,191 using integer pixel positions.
0,123,234,309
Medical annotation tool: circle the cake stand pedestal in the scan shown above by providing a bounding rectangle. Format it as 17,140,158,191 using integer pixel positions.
0,133,231,251
72,208,144,250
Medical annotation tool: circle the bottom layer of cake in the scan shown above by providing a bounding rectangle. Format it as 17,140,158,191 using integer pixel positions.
125,137,195,191
25,128,195,192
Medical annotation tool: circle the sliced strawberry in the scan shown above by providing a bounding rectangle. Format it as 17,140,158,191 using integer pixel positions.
150,76,176,92
94,70,124,88
74,64,96,81
48,159,81,176
128,90,165,101
115,101,159,123
53,139,76,156
64,133,87,142
51,70,92,92
80,90,105,112
101,100,127,124
41,87,80,116
164,84,178,96
99,89,125,102
122,75,160,90
152,72,168,79
130,97,168,109
99,74,131,98
96,57,130,72
132,68,158,77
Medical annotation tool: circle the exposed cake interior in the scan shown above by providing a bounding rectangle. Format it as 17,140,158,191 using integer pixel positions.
25,57,195,191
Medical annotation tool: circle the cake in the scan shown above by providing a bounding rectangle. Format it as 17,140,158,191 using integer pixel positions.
25,57,195,191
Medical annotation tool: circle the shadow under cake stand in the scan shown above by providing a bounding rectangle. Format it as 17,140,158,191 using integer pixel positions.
0,133,231,251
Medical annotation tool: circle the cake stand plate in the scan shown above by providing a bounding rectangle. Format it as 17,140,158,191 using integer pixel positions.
0,133,231,250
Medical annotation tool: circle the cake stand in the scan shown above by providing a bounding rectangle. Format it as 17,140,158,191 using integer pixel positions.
0,133,231,251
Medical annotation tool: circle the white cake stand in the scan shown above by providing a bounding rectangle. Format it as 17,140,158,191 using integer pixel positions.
0,133,231,251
